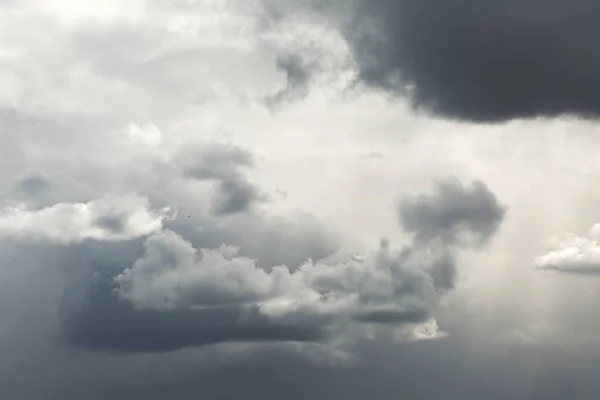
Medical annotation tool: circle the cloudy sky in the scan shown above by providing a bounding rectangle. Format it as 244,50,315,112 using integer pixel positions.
3,0,600,398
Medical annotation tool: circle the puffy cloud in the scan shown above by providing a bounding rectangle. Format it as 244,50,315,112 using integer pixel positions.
0,194,171,243
179,142,267,215
122,123,162,146
56,179,506,353
398,178,507,247
398,178,506,290
535,224,600,274
343,0,600,121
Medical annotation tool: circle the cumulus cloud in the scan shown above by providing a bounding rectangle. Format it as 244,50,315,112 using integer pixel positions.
398,178,507,247
54,178,506,353
265,53,320,107
3,1,589,397
0,194,172,243
398,178,506,290
122,123,162,146
60,235,436,353
535,224,600,274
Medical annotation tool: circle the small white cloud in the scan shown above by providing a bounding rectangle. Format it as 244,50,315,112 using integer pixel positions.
0,194,172,243
115,230,438,325
534,224,600,273
124,123,163,146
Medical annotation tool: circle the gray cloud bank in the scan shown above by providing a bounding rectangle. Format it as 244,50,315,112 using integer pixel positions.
267,0,600,122
53,178,505,353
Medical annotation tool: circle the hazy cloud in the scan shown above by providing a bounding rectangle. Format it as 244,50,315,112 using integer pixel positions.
398,178,507,247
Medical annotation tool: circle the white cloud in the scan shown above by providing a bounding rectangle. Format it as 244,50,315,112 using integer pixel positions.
534,224,600,274
0,194,172,243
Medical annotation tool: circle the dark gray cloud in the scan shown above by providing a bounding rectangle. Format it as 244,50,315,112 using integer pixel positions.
58,234,431,353
181,143,266,215
397,179,506,291
266,53,320,107
182,144,254,181
14,170,49,197
343,0,600,121
398,178,506,247
52,178,506,354
211,177,267,216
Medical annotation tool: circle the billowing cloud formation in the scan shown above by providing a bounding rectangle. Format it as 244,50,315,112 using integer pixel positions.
535,224,600,273
0,194,171,243
342,0,600,121
398,178,506,290
57,178,505,353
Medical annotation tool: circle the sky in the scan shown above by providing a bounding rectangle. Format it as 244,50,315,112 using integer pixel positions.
2,0,600,399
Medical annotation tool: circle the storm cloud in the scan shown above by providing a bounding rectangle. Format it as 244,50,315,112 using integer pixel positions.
535,223,600,274
398,178,507,247
342,0,600,121
55,178,505,353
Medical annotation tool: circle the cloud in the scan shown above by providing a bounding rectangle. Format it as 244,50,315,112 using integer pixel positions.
535,224,600,274
60,233,435,353
398,178,507,247
5,1,598,397
0,194,171,243
397,178,506,290
13,170,50,197
181,143,254,181
122,123,162,146
210,178,267,215
265,53,319,107
180,143,267,215
55,178,506,353
338,0,600,122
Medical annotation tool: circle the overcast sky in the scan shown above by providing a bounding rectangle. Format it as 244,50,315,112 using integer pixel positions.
3,1,600,399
